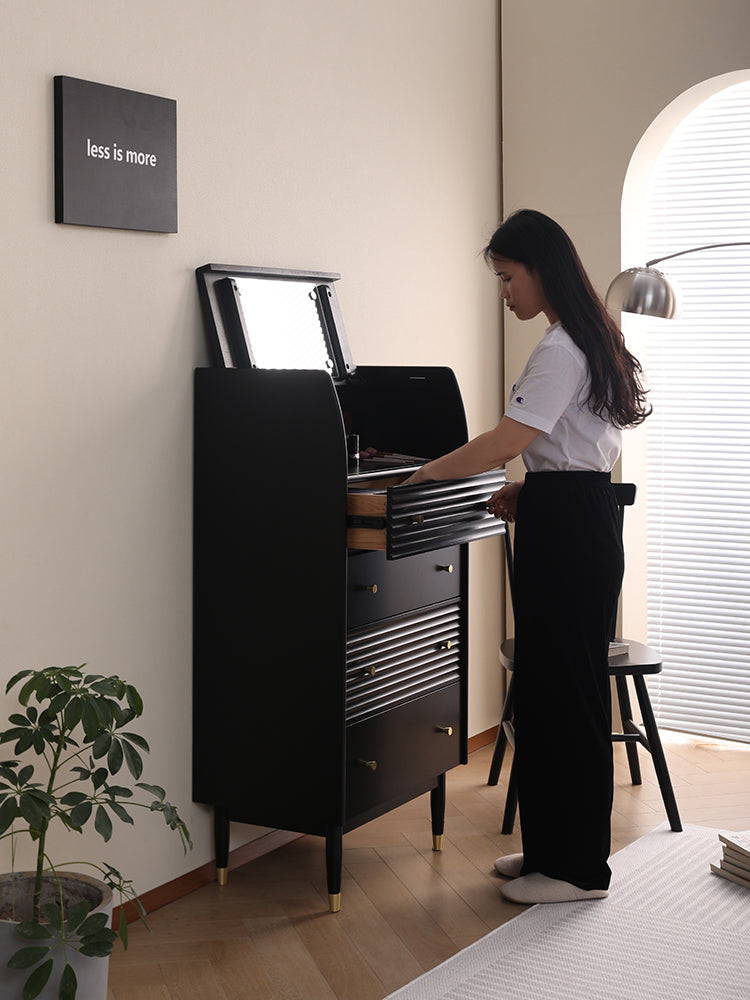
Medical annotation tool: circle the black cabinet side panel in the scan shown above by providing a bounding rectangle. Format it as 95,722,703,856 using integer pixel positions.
193,368,348,830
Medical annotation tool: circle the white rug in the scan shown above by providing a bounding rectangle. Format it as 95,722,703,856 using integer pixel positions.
385,824,750,1000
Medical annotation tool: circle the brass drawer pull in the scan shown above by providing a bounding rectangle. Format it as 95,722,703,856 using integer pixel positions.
436,726,453,736
357,758,378,771
439,639,453,650
411,514,425,525
363,665,376,677
437,564,454,573
354,584,378,594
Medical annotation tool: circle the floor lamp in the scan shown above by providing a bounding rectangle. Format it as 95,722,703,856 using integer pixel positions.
605,241,750,318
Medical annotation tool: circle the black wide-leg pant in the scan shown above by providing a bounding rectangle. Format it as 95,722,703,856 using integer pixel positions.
512,471,624,890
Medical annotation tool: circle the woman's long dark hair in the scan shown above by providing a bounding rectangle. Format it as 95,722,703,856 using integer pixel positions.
484,209,651,428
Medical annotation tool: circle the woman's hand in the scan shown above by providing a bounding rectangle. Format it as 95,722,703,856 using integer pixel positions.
487,479,523,521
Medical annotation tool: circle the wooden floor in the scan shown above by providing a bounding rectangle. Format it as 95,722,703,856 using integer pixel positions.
108,731,750,1000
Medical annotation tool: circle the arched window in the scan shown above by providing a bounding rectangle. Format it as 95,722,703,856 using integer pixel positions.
623,78,750,744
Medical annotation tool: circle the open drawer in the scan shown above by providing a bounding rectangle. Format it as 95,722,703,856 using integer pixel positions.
347,470,506,559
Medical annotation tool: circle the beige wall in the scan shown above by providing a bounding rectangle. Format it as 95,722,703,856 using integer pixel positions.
0,1,502,892
501,0,750,630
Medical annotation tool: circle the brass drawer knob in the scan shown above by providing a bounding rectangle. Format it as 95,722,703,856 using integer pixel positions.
439,639,453,650
436,726,453,736
411,514,425,525
437,564,454,573
363,665,376,677
355,584,378,594
357,758,378,770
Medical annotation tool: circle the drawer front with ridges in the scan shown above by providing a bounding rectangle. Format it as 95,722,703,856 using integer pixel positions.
346,603,460,723
347,546,460,629
346,685,461,820
347,470,506,558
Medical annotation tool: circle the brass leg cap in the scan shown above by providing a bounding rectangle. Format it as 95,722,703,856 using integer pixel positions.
328,893,341,913
432,834,444,852
216,867,228,886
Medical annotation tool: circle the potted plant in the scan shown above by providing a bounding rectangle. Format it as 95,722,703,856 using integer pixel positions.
0,664,192,1000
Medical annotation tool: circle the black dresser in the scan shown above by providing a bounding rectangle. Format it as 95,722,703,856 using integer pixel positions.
193,265,505,910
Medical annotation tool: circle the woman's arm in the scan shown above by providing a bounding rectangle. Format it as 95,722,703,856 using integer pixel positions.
403,416,540,484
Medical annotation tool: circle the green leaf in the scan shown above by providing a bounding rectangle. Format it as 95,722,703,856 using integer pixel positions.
92,732,112,760
95,804,113,841
18,764,34,786
125,685,143,716
59,962,78,1000
60,791,88,806
69,801,93,829
64,899,91,933
15,922,53,940
13,731,35,755
121,740,143,780
77,934,116,958
91,767,108,790
6,669,34,694
63,697,83,729
117,905,129,949
19,792,46,829
109,801,134,824
103,785,133,798
78,912,109,937
80,699,101,740
46,691,71,718
7,945,49,969
0,795,17,834
8,713,31,727
90,678,121,697
21,957,53,1000
107,738,124,775
122,731,149,751
135,782,165,800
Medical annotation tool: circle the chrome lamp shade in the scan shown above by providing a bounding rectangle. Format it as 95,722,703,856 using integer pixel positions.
606,242,750,319
605,266,681,319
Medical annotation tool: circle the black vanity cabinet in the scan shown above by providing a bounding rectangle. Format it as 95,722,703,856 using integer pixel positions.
192,265,505,911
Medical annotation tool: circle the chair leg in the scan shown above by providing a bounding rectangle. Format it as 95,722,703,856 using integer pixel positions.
614,675,642,785
501,751,518,834
632,675,683,832
488,672,515,786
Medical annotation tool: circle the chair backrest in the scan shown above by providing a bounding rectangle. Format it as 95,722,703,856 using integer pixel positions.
503,481,637,641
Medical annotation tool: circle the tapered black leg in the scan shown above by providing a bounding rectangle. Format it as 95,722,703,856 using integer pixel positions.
214,805,230,885
615,675,642,784
488,673,515,786
326,826,343,912
633,676,682,832
431,772,446,851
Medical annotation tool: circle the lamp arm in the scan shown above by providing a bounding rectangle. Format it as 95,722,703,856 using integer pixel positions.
646,241,750,268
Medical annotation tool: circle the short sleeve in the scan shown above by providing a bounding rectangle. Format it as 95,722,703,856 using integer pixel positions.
505,339,586,433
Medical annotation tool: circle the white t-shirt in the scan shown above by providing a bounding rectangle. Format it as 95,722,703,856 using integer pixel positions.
504,322,621,472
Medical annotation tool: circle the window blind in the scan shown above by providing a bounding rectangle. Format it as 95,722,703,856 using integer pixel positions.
642,80,750,743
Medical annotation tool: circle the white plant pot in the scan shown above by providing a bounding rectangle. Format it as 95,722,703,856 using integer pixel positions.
0,872,114,1000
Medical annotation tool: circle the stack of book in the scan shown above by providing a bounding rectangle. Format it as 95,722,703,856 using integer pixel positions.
710,832,750,889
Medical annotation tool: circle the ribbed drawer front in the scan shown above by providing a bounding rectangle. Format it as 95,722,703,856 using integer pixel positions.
346,603,460,723
347,546,460,629
346,685,461,821
387,471,506,558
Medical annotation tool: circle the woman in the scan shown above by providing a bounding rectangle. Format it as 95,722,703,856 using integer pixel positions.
405,209,650,904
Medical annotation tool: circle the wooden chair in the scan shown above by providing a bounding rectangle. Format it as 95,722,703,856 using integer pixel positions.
487,482,682,835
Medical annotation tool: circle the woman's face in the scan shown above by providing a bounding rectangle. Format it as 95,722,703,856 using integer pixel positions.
491,257,558,324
